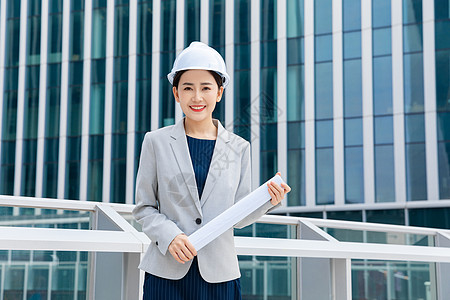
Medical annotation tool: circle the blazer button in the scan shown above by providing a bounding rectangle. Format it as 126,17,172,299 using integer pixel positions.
155,241,158,246
195,218,202,225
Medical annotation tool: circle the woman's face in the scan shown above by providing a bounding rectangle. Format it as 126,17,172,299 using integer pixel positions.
173,70,224,122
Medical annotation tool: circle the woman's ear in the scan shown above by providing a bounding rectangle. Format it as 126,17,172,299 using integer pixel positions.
216,86,224,102
173,86,179,103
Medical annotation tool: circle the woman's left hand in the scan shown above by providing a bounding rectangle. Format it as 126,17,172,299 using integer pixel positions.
268,172,291,206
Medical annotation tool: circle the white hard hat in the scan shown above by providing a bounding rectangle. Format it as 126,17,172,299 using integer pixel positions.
167,41,230,88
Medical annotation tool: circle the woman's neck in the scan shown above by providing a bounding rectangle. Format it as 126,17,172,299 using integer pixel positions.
184,117,218,140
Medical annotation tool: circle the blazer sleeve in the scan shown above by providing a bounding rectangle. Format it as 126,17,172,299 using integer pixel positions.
234,142,280,229
132,133,183,255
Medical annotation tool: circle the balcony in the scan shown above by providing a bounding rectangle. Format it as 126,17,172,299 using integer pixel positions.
1,195,449,300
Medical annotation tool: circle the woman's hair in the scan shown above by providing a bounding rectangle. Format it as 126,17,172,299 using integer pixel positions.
172,70,223,89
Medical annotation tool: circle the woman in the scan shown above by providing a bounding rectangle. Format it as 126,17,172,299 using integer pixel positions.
133,41,291,300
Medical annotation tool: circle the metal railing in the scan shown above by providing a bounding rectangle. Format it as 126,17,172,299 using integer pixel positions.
1,195,450,300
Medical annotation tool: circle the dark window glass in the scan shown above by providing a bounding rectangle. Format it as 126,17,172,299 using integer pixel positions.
1,91,18,140
314,0,332,34
287,0,303,38
405,143,427,201
405,114,425,143
5,19,20,67
65,137,81,200
26,16,41,65
343,31,361,60
114,5,129,57
112,133,127,160
92,8,107,59
287,149,305,206
435,20,450,50
438,112,450,141
344,59,362,117
47,63,62,87
343,0,361,31
409,208,450,229
403,24,423,52
185,0,200,45
372,0,391,28
287,65,304,122
209,0,225,47
49,0,63,14
44,137,59,163
345,118,363,146
88,135,104,201
261,123,277,152
260,0,277,41
159,51,175,127
404,53,424,113
90,84,105,134
374,115,393,144
113,82,128,134
290,212,323,218
287,37,304,65
260,68,277,123
67,87,83,136
69,11,84,61
234,70,251,141
69,61,83,86
0,163,15,195
160,0,176,52
403,0,422,24
316,148,334,205
26,65,40,90
327,211,362,222
374,145,395,202
315,62,333,119
260,151,277,184
345,147,364,203
23,90,39,139
91,59,106,84
1,141,16,164
438,141,450,199
366,209,405,225
136,80,152,132
315,120,333,148
45,87,60,137
373,28,391,56
137,55,152,80
261,40,277,68
89,135,104,161
315,34,332,62
235,43,251,70
288,122,304,150
22,139,37,164
4,67,18,91
114,56,129,82
235,0,251,43
7,0,21,18
435,50,450,112
435,0,450,20
137,1,152,55
72,0,86,10
373,56,393,115
48,14,62,63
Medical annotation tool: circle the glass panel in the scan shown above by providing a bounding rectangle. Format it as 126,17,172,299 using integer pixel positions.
315,34,332,62
185,0,200,45
260,68,277,123
344,59,362,117
435,20,450,50
69,11,84,61
343,0,361,31
435,50,450,112
114,4,129,57
374,116,393,145
136,80,152,132
159,51,175,127
343,31,361,59
315,120,333,148
403,24,423,53
373,27,392,56
345,147,364,204
345,118,363,146
405,113,425,143
114,56,128,82
67,86,83,136
438,141,450,199
437,112,450,142
288,121,304,150
406,143,427,201
328,210,362,221
366,209,405,225
403,0,423,24
409,207,450,229
45,88,60,138
316,148,334,205
314,0,332,34
65,137,81,200
26,15,41,65
48,14,62,63
287,148,305,206
372,0,391,28
90,84,105,135
287,65,304,121
287,0,303,38
287,37,304,65
373,56,393,115
113,81,128,133
260,0,277,41
234,0,250,43
261,40,277,68
209,0,225,47
5,18,20,68
92,8,107,59
260,123,277,152
260,151,277,184
404,52,424,113
88,135,104,202
375,145,395,202
137,55,152,80
137,1,152,55
315,62,333,119
435,0,450,20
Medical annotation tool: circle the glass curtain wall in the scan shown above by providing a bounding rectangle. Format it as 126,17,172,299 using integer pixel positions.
373,0,395,203
343,0,364,204
43,0,63,199
403,0,427,201
260,0,277,184
286,0,305,206
210,0,225,122
88,0,107,201
111,0,129,204
233,0,251,142
135,0,152,187
22,0,41,198
1,0,21,198
160,0,176,127
65,0,84,200
314,0,333,205
185,0,200,46
435,0,450,199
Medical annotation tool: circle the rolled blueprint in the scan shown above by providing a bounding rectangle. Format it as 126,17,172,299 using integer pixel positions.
189,174,286,251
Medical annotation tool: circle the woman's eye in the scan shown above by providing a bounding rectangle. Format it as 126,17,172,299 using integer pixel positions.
184,87,192,91
203,87,211,91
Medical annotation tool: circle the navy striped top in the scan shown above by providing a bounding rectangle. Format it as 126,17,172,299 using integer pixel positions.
186,135,216,199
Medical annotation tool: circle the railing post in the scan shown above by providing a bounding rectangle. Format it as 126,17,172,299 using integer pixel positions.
436,232,450,300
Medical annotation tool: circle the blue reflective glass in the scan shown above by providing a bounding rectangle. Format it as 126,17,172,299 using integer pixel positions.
233,70,250,126
21,162,36,197
69,11,84,61
24,90,39,139
314,0,332,34
316,148,334,205
288,148,305,206
22,139,37,164
92,8,107,59
367,209,405,225
44,138,59,163
373,56,393,115
1,91,17,140
91,59,105,83
374,116,393,144
435,0,450,20
288,122,304,149
161,0,176,51
345,147,364,204
287,65,304,121
403,0,422,24
343,31,361,59
90,84,105,134
438,141,450,199
114,56,128,82
93,0,106,8
373,28,392,56
65,160,80,200
235,43,251,70
403,24,423,52
45,88,60,138
287,0,304,38
72,0,86,10
261,123,277,152
69,61,83,86
26,65,40,90
315,120,333,148
159,51,175,127
88,158,103,201
406,143,427,201
345,118,363,146
114,5,130,56
437,112,450,141
260,68,277,123
375,145,395,202
185,0,200,45
372,0,391,28
7,0,21,18
4,67,18,91
260,151,277,184
235,0,251,43
28,0,41,16
43,161,58,198
1,141,15,164
209,0,225,46
343,0,361,31
436,50,450,112
136,80,152,132
137,2,152,55
404,53,424,113
88,135,104,161
112,133,127,160
436,20,450,50
315,62,333,119
287,37,304,65
344,59,362,117
5,19,20,68
66,137,81,162
47,63,61,87
405,114,425,143
261,0,277,40
67,87,82,136
49,0,63,13
48,14,62,63
261,40,277,68
315,35,332,62
113,81,128,133
137,55,152,80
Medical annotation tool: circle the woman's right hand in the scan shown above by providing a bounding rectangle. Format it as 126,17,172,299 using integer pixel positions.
168,233,197,264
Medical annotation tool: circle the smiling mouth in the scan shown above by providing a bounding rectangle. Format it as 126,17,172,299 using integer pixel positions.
190,106,206,112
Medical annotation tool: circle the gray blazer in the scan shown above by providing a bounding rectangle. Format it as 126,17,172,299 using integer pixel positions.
133,117,277,283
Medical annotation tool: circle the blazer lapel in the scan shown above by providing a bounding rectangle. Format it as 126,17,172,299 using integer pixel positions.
169,118,202,215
